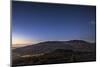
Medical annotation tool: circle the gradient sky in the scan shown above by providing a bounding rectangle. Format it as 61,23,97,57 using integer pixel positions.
12,1,96,46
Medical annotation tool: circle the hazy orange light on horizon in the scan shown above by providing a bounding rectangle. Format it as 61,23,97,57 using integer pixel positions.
12,37,39,47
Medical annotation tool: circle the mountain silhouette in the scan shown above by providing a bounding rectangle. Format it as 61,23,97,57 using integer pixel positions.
12,40,96,66
13,40,95,55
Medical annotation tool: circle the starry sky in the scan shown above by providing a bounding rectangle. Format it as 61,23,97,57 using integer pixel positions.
12,1,96,46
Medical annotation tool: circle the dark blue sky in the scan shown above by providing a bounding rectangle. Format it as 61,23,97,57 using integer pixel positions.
12,1,96,44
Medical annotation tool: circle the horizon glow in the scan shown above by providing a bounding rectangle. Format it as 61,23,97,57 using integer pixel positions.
12,1,96,47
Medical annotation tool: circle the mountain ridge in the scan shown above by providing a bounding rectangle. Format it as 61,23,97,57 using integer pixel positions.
12,40,96,55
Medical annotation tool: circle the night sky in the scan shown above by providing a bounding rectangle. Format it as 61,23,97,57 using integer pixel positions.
12,1,96,46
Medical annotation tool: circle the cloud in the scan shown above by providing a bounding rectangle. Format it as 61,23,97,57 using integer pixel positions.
90,20,96,25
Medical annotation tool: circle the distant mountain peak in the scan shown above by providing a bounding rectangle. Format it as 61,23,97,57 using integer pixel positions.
67,40,89,43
